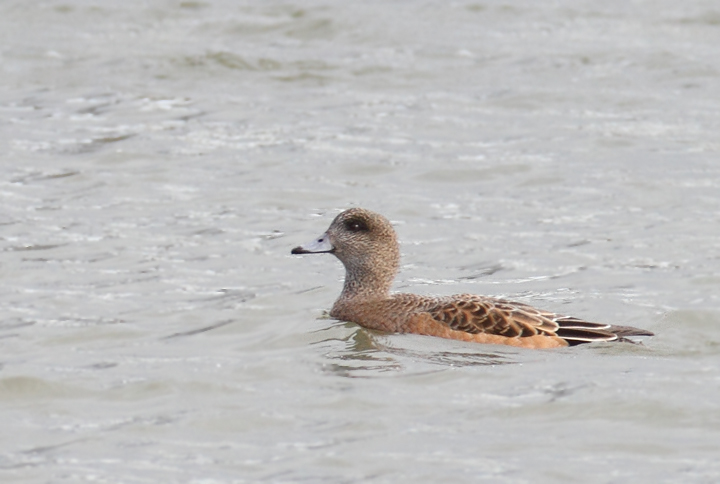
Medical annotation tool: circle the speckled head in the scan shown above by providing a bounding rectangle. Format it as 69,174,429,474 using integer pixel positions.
291,208,400,297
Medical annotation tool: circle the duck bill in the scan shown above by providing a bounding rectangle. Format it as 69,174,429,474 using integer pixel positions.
291,232,334,254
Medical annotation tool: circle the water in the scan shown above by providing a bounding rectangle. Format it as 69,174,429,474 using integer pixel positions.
2,1,720,482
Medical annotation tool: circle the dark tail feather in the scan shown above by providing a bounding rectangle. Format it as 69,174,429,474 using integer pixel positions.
607,324,655,338
556,320,654,346
556,327,618,346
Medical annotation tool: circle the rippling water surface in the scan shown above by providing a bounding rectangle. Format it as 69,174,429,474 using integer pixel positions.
2,1,720,482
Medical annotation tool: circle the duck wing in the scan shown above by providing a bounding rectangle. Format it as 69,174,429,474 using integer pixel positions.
425,295,644,345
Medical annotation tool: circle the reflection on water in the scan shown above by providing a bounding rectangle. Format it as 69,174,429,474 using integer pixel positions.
317,322,526,378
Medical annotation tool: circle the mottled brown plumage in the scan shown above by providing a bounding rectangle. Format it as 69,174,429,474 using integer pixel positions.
291,208,653,348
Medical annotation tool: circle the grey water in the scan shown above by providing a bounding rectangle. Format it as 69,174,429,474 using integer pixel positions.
2,1,720,482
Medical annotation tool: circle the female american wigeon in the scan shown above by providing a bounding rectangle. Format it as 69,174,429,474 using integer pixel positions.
292,208,653,349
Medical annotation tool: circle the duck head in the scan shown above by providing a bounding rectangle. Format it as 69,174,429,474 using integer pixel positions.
292,208,400,297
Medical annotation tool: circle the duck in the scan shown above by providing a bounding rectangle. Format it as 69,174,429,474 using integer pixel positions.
291,208,654,349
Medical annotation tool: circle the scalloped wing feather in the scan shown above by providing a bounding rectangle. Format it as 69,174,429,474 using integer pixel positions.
423,295,627,345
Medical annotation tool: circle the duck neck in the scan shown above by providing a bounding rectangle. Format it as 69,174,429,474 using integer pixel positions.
337,242,399,301
340,264,396,300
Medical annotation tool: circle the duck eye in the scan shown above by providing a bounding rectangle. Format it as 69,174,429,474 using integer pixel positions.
345,220,368,232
